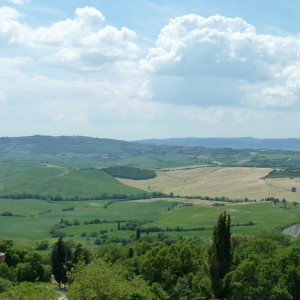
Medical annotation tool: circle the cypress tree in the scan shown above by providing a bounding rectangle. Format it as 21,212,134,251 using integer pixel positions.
207,212,232,299
136,228,141,241
129,247,134,258
51,237,72,288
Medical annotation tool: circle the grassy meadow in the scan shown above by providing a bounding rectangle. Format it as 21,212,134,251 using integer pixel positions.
0,161,144,199
0,197,299,246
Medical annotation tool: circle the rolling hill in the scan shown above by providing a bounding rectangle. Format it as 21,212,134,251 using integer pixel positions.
136,137,300,151
1,135,300,169
0,162,146,200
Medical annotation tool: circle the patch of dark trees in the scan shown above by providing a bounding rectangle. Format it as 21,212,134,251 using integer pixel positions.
184,195,256,203
61,206,74,212
265,168,300,179
102,166,156,180
38,209,51,215
0,211,23,217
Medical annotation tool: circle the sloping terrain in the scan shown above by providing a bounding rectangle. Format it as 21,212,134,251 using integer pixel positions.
0,162,144,199
119,166,300,202
137,137,300,151
2,135,300,169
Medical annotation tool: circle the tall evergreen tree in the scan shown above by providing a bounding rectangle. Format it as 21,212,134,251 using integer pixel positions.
51,237,72,288
71,243,90,267
136,227,141,241
207,212,232,299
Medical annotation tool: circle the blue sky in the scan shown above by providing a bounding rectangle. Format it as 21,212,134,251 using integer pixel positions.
1,0,300,140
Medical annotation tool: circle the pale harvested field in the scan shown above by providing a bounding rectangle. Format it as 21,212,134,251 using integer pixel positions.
119,167,300,202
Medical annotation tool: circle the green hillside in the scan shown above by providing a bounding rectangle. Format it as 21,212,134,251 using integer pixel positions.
0,199,298,244
0,162,145,199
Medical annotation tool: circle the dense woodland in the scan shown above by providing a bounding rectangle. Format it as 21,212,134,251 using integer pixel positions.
265,168,300,179
103,166,156,180
1,213,300,299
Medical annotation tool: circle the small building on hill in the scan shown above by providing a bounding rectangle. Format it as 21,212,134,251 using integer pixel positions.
0,252,5,263
183,202,193,206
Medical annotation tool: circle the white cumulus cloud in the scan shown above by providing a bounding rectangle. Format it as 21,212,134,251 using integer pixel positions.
0,6,139,68
141,14,300,109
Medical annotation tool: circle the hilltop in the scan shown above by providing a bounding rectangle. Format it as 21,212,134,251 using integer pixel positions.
136,137,300,151
1,135,300,169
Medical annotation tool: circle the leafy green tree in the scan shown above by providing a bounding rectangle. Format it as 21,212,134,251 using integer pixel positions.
277,245,300,299
231,255,292,299
230,235,300,299
51,237,72,287
71,243,90,267
0,263,14,282
0,282,58,300
94,243,128,263
36,240,49,251
67,259,155,300
139,240,202,298
204,212,232,299
15,252,48,282
234,236,282,265
0,278,13,293
0,240,27,267
134,241,152,256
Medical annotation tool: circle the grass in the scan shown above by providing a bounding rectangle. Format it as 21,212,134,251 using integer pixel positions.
0,162,145,199
0,198,299,246
150,202,300,234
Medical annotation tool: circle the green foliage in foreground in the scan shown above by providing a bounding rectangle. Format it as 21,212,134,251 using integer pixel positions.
1,214,300,299
0,282,59,300
103,165,156,180
67,259,155,300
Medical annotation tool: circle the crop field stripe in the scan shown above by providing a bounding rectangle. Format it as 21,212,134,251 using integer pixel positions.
119,166,300,202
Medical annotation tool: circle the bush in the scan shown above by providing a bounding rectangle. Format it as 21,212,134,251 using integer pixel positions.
36,240,49,251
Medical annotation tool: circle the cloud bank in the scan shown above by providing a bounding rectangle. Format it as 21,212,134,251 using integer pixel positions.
141,14,300,109
1,5,300,138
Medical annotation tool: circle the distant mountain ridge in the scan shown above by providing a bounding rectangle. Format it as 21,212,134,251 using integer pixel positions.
2,135,300,169
135,137,300,151
0,135,147,155
0,135,204,157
